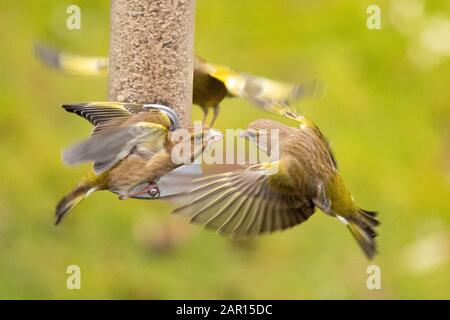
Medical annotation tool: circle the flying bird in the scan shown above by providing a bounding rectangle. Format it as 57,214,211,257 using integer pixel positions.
165,118,379,259
56,102,222,225
35,43,321,126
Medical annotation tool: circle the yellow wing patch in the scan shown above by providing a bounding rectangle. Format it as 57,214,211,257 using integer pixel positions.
208,63,317,118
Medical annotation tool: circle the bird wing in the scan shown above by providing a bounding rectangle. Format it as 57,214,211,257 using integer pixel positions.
62,102,147,127
62,122,168,174
62,102,181,135
34,43,107,76
208,63,321,117
164,162,315,238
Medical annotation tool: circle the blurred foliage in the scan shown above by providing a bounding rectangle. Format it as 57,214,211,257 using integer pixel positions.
0,0,449,299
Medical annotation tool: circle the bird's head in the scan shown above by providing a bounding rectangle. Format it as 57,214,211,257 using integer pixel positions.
189,125,223,150
170,125,223,165
240,119,289,155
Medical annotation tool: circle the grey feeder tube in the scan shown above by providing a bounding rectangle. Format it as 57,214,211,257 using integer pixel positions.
109,0,196,127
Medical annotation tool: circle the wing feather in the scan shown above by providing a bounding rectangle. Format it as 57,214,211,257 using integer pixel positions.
233,188,262,237
216,183,256,234
62,122,167,174
62,102,147,127
167,163,316,238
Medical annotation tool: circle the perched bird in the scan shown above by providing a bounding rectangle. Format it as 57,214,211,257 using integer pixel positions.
35,43,321,126
56,102,222,225
166,118,379,259
192,56,319,126
62,102,181,174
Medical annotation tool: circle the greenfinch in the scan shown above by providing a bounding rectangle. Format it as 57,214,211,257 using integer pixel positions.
35,43,320,126
56,102,222,225
165,118,379,259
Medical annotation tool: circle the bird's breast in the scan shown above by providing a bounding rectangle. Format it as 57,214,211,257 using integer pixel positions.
193,75,227,107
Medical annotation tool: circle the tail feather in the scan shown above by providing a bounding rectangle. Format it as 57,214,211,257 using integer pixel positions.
34,43,61,69
55,184,95,225
347,209,380,260
360,208,378,221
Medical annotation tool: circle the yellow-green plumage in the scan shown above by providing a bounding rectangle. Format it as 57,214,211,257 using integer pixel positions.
192,56,228,125
325,173,357,216
35,43,318,126
167,118,379,259
55,102,222,225
55,102,174,224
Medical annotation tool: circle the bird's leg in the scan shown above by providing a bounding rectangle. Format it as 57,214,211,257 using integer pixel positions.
126,181,161,199
201,107,209,124
210,105,220,127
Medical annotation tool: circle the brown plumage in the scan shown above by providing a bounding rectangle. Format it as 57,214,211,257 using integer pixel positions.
55,102,222,224
166,119,379,259
61,102,179,174
104,126,222,199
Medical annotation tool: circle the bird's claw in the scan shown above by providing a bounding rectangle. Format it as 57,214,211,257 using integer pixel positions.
127,181,161,199
147,182,161,199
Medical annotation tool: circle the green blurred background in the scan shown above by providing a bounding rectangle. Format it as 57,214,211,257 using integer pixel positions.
0,0,449,299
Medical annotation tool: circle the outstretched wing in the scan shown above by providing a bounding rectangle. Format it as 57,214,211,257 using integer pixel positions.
34,43,108,76
62,122,168,174
165,162,316,238
62,102,180,134
208,63,322,117
62,102,147,127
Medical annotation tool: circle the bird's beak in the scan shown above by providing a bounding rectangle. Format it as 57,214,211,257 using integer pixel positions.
205,129,223,143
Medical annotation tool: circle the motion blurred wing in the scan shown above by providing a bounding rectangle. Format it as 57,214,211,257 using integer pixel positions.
62,122,168,174
63,102,180,135
34,43,107,76
208,63,321,117
165,162,315,238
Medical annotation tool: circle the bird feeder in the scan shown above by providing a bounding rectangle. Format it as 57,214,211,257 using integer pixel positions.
109,0,196,127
